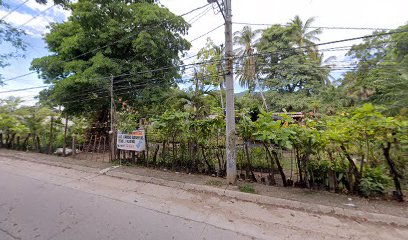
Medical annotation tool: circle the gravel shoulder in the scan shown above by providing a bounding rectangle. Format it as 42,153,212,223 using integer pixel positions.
0,149,407,220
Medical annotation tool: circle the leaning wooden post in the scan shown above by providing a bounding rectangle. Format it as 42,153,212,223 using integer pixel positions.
140,118,148,163
72,135,76,158
102,136,106,162
48,115,54,154
91,135,98,161
85,135,93,160
63,115,69,157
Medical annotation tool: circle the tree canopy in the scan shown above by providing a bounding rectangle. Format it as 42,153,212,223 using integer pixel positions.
31,0,190,116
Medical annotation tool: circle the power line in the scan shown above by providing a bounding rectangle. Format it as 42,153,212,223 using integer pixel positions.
250,29,408,59
0,0,30,21
6,29,406,95
1,52,203,99
47,73,202,106
0,85,50,93
188,6,212,24
232,22,393,31
18,4,57,28
0,56,219,95
190,23,224,42
2,3,211,83
181,3,210,17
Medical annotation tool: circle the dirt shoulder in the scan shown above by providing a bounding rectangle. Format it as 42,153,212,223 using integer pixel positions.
1,149,407,220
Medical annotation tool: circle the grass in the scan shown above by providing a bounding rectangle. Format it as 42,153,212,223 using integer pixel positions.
206,180,224,187
239,184,257,194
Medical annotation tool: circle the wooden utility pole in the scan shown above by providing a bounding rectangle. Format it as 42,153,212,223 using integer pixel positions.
110,75,115,162
48,116,54,154
63,115,68,156
72,135,76,158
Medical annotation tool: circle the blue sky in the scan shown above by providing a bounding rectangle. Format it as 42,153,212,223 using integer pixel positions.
1,0,407,105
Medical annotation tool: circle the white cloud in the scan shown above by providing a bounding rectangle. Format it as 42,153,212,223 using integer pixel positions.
24,1,71,21
161,0,408,90
162,0,408,58
1,9,50,37
2,0,407,99
0,1,71,38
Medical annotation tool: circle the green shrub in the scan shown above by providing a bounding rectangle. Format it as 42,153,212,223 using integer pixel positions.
359,167,391,197
239,184,256,194
206,180,223,187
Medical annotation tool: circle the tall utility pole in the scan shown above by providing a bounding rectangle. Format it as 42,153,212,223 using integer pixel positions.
110,75,115,162
209,0,236,183
224,0,236,184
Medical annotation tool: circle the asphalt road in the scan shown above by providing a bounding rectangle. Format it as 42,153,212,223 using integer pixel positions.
0,154,407,240
0,164,250,240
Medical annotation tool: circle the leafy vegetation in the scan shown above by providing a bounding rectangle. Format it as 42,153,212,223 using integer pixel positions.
239,184,256,194
1,2,407,202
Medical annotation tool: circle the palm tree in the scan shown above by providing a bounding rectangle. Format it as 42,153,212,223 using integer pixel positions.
288,15,322,61
233,26,268,111
196,39,226,112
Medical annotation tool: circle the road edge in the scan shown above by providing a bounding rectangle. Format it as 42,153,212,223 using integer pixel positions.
1,151,407,227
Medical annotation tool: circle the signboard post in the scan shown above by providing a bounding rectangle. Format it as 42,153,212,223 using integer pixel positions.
117,130,146,152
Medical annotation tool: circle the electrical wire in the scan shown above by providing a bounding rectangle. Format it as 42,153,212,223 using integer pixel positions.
5,29,407,96
18,4,57,28
188,6,212,25
0,0,30,21
0,85,50,94
190,23,224,42
232,22,393,31
2,3,211,82
249,29,408,59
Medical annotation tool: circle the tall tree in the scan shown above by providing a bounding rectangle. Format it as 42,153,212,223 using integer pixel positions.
233,25,268,110
288,15,322,61
256,23,329,112
0,0,71,83
340,24,408,115
196,38,225,111
30,0,190,119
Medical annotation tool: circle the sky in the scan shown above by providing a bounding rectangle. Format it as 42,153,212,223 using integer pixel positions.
0,0,407,105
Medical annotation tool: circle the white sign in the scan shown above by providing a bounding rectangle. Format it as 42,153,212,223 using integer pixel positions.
117,130,146,151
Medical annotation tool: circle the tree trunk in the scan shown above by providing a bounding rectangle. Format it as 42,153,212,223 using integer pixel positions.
340,145,360,192
145,128,149,166
48,116,54,154
244,141,257,182
32,134,37,151
63,116,68,156
255,79,268,111
263,144,276,185
271,149,288,187
295,147,304,185
23,134,30,151
72,136,76,158
191,140,198,173
172,135,176,169
219,83,225,112
383,142,404,202
5,134,10,148
161,141,167,164
152,144,159,166
16,136,20,150
0,133,3,148
8,133,16,149
201,146,214,174
264,143,287,187
36,135,41,153
302,154,310,188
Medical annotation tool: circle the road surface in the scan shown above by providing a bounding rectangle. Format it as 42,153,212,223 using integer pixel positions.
0,155,406,240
